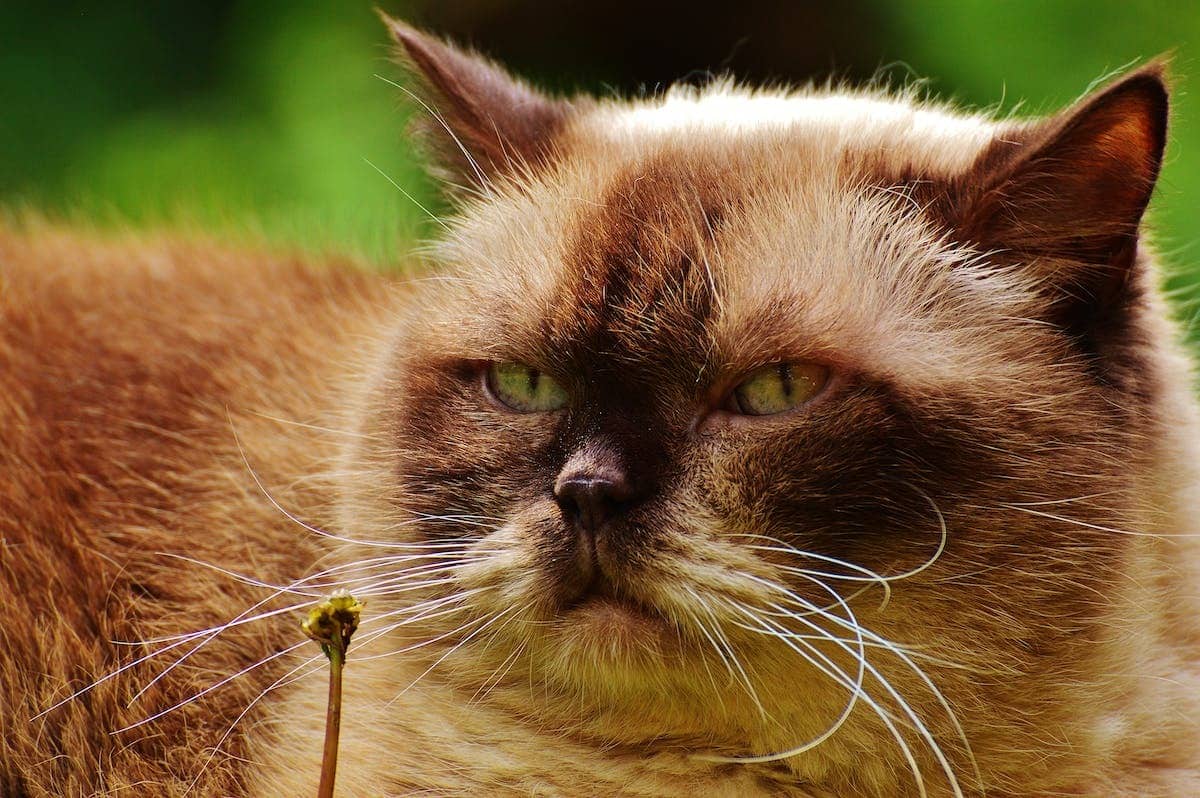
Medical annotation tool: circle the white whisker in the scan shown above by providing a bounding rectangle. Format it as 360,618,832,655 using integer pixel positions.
697,572,866,765
384,604,523,704
739,570,971,797
684,586,768,719
373,73,494,197
112,639,312,734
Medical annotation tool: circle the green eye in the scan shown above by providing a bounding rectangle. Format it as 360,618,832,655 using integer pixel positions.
485,362,569,412
731,362,829,416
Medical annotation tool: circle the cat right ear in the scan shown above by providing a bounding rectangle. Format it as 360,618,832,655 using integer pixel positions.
380,14,574,191
955,66,1168,307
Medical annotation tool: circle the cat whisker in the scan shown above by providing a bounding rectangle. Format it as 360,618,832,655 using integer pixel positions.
733,571,960,791
292,554,496,594
685,608,739,689
382,603,525,704
707,583,939,798
734,488,949,611
242,409,387,441
182,648,329,796
701,568,868,761
339,592,487,653
682,606,728,701
998,503,1195,538
734,537,884,578
340,534,493,548
734,535,892,608
31,632,206,721
347,587,486,637
683,588,768,719
153,552,327,597
717,595,870,761
127,586,400,706
468,613,529,705
742,571,975,796
377,515,504,532
129,599,318,650
744,613,931,794
146,591,487,736
129,553,483,646
364,157,454,234
409,510,507,522
112,638,313,735
728,599,933,798
120,562,480,719
37,556,379,718
229,417,472,550
373,73,494,198
353,574,468,598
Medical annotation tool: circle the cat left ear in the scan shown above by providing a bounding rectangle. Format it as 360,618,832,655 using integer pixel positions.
380,14,573,189
959,64,1168,302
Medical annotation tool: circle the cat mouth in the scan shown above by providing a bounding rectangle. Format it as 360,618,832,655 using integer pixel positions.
560,564,663,622
551,525,668,624
566,569,619,605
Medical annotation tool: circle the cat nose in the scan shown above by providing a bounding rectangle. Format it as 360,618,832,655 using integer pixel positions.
553,468,635,533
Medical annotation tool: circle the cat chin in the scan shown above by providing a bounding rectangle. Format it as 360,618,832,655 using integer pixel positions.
555,593,677,659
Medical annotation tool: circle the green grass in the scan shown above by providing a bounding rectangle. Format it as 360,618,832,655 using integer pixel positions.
1,2,436,265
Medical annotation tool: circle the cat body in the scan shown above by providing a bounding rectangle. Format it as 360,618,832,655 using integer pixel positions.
2,17,1199,797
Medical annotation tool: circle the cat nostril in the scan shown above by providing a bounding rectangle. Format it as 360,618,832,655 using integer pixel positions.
553,473,633,533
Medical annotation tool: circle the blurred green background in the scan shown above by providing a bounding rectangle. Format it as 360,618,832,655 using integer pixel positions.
2,1,1196,297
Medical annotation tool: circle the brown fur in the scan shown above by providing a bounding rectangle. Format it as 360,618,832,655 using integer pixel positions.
0,226,396,795
3,18,1200,798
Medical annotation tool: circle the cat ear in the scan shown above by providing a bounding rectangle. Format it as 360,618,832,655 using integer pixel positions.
959,64,1168,309
380,14,573,189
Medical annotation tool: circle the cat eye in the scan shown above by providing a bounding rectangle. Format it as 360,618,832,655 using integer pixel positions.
729,362,829,416
485,362,569,412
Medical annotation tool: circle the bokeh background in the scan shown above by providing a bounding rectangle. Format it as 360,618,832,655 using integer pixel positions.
3,1,1197,312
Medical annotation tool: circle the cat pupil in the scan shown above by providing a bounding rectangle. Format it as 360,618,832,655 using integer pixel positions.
778,364,794,399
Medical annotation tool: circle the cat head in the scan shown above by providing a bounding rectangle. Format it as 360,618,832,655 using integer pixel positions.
346,16,1172,793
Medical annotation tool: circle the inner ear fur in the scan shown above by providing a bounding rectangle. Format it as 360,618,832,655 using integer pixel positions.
958,65,1169,314
380,14,574,190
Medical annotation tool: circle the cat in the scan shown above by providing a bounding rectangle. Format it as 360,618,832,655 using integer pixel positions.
2,13,1199,797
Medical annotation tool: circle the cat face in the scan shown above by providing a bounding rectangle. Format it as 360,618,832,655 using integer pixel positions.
345,17,1170,791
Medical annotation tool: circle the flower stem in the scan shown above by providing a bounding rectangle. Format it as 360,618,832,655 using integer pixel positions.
317,641,345,798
